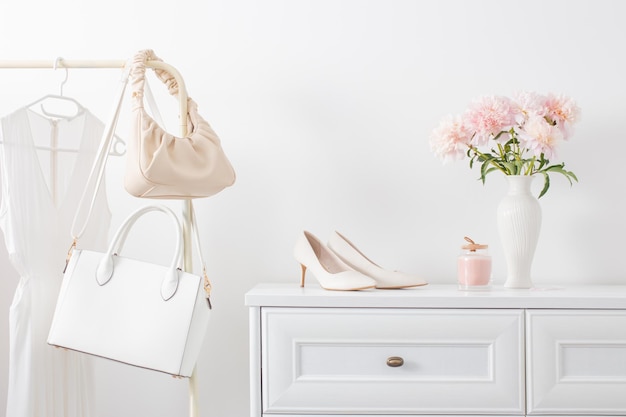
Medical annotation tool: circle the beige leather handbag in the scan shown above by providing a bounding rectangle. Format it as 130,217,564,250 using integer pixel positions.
125,50,235,199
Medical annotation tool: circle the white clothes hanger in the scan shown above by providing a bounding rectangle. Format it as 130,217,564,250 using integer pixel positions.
25,57,84,120
14,58,126,156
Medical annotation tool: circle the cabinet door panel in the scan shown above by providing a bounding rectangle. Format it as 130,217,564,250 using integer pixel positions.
262,308,524,415
527,310,626,415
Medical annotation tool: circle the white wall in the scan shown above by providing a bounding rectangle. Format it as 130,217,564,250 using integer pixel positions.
1,0,625,416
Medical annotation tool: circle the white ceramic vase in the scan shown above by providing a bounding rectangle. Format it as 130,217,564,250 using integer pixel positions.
497,175,542,289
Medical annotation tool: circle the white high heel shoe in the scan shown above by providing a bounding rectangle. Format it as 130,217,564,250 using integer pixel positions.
294,231,376,291
328,231,428,289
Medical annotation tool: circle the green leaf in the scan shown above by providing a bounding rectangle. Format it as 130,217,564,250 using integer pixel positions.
538,172,550,199
484,166,499,176
536,155,548,171
480,159,491,184
493,130,508,142
544,165,577,186
501,161,517,175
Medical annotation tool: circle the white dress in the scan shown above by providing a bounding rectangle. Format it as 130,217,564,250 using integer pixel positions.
0,106,111,417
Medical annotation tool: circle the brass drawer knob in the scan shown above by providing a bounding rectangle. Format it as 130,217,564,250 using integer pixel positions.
386,356,404,367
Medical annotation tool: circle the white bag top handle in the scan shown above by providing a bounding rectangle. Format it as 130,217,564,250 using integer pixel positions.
95,205,182,301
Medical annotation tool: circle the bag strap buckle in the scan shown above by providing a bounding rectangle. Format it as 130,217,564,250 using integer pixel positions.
203,267,212,309
63,238,77,273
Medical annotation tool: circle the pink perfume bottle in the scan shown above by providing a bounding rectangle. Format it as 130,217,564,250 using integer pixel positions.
457,237,491,291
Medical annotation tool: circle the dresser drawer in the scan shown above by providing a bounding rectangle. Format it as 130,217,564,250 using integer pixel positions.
261,307,524,415
527,310,626,415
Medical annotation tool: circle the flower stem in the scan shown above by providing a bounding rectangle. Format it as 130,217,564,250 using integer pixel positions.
470,145,508,175
525,155,536,175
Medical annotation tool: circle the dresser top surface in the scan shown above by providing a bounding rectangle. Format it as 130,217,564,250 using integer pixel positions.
245,283,626,309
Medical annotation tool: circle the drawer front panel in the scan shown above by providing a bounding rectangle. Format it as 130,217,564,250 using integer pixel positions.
527,310,626,415
262,308,524,415
298,341,493,381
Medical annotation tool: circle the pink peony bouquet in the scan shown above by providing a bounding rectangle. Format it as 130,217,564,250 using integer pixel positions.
430,92,580,198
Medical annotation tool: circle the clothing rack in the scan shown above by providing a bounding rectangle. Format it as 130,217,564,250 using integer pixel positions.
0,58,200,417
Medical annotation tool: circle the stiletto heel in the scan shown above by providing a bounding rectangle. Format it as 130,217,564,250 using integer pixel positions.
294,231,376,291
328,231,428,289
300,264,307,287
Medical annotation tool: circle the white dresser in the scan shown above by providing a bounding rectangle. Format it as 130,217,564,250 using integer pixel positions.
245,284,626,417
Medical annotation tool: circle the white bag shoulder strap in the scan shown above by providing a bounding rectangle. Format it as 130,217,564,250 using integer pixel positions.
68,65,129,246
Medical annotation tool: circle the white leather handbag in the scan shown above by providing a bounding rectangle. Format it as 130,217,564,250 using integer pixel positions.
48,204,211,377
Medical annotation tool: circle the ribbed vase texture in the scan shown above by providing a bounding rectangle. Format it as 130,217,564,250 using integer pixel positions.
497,175,542,289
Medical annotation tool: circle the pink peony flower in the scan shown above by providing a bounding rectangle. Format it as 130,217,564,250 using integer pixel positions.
513,91,547,125
463,95,519,146
516,114,563,160
543,93,581,140
429,91,579,198
429,115,472,163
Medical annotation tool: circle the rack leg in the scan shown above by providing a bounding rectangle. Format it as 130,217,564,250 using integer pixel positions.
182,200,199,417
189,369,199,417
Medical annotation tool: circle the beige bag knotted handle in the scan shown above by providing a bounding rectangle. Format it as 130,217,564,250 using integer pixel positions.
130,49,189,132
